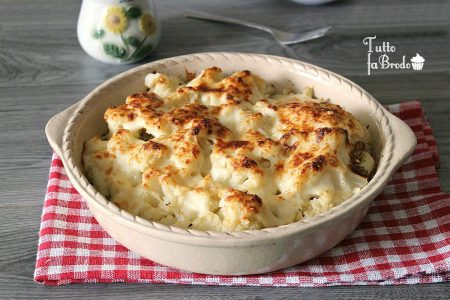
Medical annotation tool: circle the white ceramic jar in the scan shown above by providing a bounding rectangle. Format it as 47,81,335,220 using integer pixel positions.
77,0,161,64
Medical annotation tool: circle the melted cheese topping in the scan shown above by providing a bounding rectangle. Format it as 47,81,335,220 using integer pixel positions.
83,67,375,232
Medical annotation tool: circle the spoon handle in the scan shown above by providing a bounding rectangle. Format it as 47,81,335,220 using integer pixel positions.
184,9,273,34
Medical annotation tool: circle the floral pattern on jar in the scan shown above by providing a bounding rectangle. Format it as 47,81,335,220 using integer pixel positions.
78,0,160,64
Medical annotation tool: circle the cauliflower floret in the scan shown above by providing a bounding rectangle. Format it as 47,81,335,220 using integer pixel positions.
145,73,183,98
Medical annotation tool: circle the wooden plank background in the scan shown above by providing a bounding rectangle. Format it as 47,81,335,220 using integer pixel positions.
0,0,448,298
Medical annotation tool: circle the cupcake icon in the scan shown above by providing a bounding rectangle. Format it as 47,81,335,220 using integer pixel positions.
411,53,425,71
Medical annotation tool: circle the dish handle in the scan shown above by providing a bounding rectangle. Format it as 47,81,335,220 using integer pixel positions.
385,110,417,172
45,102,80,158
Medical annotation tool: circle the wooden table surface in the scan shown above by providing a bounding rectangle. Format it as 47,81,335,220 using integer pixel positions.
1,0,448,298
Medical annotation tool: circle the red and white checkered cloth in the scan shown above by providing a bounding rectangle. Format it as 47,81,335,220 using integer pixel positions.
34,100,450,286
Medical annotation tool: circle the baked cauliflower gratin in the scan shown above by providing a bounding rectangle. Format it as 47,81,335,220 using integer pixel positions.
83,67,376,232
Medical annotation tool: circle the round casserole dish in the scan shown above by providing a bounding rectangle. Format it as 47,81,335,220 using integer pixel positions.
45,52,416,275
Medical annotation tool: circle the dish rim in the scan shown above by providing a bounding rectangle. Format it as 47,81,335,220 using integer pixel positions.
47,52,416,246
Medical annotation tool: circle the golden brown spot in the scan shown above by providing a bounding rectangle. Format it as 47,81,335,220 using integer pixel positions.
270,104,279,111
142,141,165,151
327,154,339,167
277,101,349,130
127,112,136,120
126,93,163,112
128,92,160,102
279,129,309,147
94,151,114,160
241,157,258,169
315,127,332,141
192,147,200,158
217,140,249,149
315,127,348,143
158,76,167,84
259,99,279,111
192,126,201,136
226,189,262,213
190,117,230,137
311,155,326,171
275,162,284,172
168,104,209,126
293,152,313,167
188,69,256,102
348,119,355,129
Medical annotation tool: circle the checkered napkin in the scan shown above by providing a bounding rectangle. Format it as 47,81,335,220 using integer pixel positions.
34,101,450,286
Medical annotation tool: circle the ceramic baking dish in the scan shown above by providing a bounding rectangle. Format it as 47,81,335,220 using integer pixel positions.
45,52,416,275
